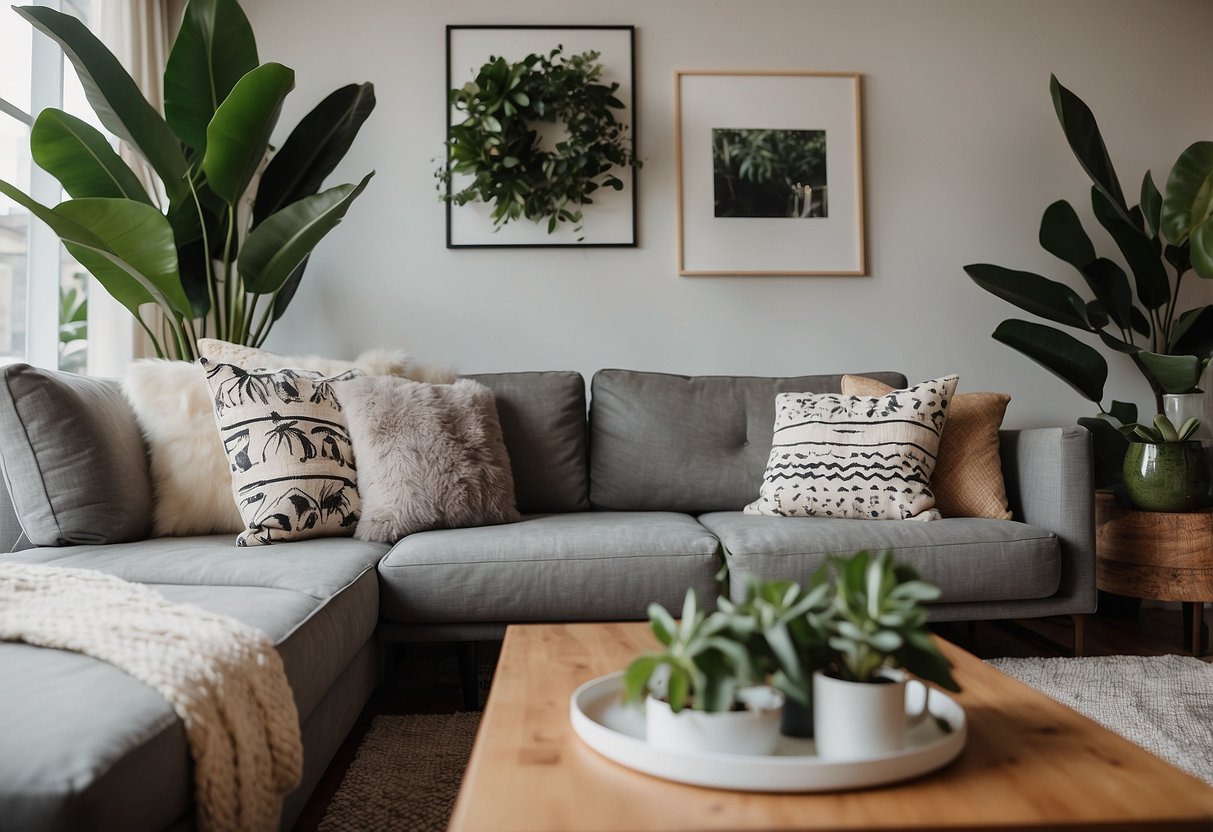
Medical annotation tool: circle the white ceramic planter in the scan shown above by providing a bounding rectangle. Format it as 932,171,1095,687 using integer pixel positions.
645,686,784,756
813,670,929,760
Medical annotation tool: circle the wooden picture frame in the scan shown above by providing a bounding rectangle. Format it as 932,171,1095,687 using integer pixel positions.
675,71,866,275
445,25,638,248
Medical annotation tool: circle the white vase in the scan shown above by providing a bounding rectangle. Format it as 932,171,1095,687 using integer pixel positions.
1164,392,1213,495
813,670,930,760
645,686,784,756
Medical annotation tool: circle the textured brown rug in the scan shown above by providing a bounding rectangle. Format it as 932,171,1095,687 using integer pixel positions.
318,712,480,832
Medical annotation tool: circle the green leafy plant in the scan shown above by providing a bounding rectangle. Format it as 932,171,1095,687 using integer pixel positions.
437,46,637,237
622,589,756,713
0,0,376,361
819,550,960,692
964,76,1213,484
1121,413,1201,444
717,576,831,707
58,282,88,373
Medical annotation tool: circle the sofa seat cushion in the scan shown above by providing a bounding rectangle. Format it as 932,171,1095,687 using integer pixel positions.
0,536,388,832
699,512,1060,604
378,512,721,623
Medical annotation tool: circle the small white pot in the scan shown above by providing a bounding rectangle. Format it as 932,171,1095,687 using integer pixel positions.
645,686,784,756
813,670,929,761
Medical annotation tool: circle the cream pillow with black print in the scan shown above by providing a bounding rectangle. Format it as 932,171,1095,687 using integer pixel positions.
200,358,360,546
745,375,959,521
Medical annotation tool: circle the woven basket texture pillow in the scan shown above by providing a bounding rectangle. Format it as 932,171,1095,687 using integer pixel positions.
745,375,959,521
124,343,452,537
841,375,1012,520
340,376,520,543
200,358,361,546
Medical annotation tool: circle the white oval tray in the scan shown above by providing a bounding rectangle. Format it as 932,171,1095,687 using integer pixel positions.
569,672,967,792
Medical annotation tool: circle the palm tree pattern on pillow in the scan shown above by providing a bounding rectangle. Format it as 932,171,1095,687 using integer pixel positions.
745,375,958,521
201,359,361,546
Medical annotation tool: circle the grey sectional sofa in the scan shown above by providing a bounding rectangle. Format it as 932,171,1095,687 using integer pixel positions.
0,365,1096,831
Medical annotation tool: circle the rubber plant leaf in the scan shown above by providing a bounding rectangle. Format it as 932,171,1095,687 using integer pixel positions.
1192,220,1213,279
163,0,260,153
15,5,187,203
269,258,307,325
55,198,193,319
1080,257,1134,331
1091,187,1170,310
1077,415,1128,488
1049,74,1130,225
0,180,184,320
1161,141,1213,244
1171,305,1213,357
1137,351,1206,395
30,109,151,203
964,263,1091,330
1039,199,1095,270
992,319,1108,403
1141,171,1163,239
253,82,376,226
239,172,373,294
202,62,295,204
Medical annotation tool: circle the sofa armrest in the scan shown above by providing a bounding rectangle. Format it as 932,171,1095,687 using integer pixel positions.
999,426,1096,613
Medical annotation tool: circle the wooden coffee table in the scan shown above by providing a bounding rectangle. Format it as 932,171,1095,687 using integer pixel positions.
448,622,1213,831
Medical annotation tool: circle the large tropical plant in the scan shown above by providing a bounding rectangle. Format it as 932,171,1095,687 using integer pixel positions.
964,76,1213,484
0,0,375,361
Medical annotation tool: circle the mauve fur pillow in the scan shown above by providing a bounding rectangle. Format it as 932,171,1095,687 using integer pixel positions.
341,377,520,543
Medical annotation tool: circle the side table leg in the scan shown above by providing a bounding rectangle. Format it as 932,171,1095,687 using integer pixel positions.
1070,614,1085,657
1186,602,1206,657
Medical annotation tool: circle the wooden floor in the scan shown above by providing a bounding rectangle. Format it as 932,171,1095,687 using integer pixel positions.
290,601,1207,831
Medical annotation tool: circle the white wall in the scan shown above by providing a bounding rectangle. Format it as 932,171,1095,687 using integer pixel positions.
245,0,1213,428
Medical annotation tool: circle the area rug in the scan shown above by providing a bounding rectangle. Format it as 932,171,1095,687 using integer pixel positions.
989,654,1213,785
318,712,480,832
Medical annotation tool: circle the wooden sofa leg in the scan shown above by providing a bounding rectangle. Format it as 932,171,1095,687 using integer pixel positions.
456,641,479,710
1070,614,1086,657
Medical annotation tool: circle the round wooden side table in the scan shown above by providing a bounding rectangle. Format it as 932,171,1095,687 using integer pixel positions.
1095,492,1213,656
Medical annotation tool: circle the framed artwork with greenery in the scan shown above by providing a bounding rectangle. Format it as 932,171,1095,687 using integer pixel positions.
675,71,866,275
442,25,638,248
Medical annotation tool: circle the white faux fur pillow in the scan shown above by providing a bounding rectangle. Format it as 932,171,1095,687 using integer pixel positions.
124,344,454,538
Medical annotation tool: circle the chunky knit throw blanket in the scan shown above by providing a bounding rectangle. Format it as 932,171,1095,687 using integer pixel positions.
0,563,302,832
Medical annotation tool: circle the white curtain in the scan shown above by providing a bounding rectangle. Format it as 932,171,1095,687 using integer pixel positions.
87,0,176,375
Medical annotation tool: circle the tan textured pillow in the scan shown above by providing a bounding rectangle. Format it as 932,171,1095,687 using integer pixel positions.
200,359,360,546
341,376,520,543
842,375,1012,520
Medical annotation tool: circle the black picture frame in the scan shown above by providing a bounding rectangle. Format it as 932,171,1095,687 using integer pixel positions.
444,25,638,249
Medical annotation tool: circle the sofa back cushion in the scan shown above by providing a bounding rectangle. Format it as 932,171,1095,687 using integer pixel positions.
465,371,588,513
0,364,152,545
589,369,908,513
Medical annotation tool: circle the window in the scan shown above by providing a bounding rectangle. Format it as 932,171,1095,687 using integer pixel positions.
0,0,95,373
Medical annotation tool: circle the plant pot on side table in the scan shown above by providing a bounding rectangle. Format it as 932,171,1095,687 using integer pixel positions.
1095,493,1213,655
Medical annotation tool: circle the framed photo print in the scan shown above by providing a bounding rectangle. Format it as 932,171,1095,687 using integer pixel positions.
675,71,866,275
444,25,638,248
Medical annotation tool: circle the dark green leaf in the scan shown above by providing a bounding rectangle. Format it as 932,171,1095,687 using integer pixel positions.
1091,187,1170,310
621,655,658,703
1171,305,1213,357
1084,301,1108,329
1130,306,1152,338
270,257,307,323
240,172,372,294
1192,220,1213,279
1108,400,1137,426
163,0,259,152
1096,329,1138,355
993,319,1108,402
964,263,1091,329
1080,257,1133,331
1039,199,1095,269
30,109,150,203
202,62,295,204
253,82,376,225
1141,171,1162,239
1050,74,1129,222
16,5,188,202
1161,141,1213,245
1078,415,1128,488
1138,351,1205,395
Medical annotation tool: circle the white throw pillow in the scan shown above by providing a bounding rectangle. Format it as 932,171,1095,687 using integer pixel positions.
745,375,959,521
124,344,452,537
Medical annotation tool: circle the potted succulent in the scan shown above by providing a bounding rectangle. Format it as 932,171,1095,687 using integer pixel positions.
622,589,784,756
963,75,1213,490
814,550,960,761
717,576,831,738
1120,415,1210,512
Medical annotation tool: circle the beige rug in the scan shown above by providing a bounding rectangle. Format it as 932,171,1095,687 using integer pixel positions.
318,712,480,832
989,654,1213,785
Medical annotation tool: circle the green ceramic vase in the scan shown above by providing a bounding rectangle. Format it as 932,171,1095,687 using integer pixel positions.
1122,441,1211,512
